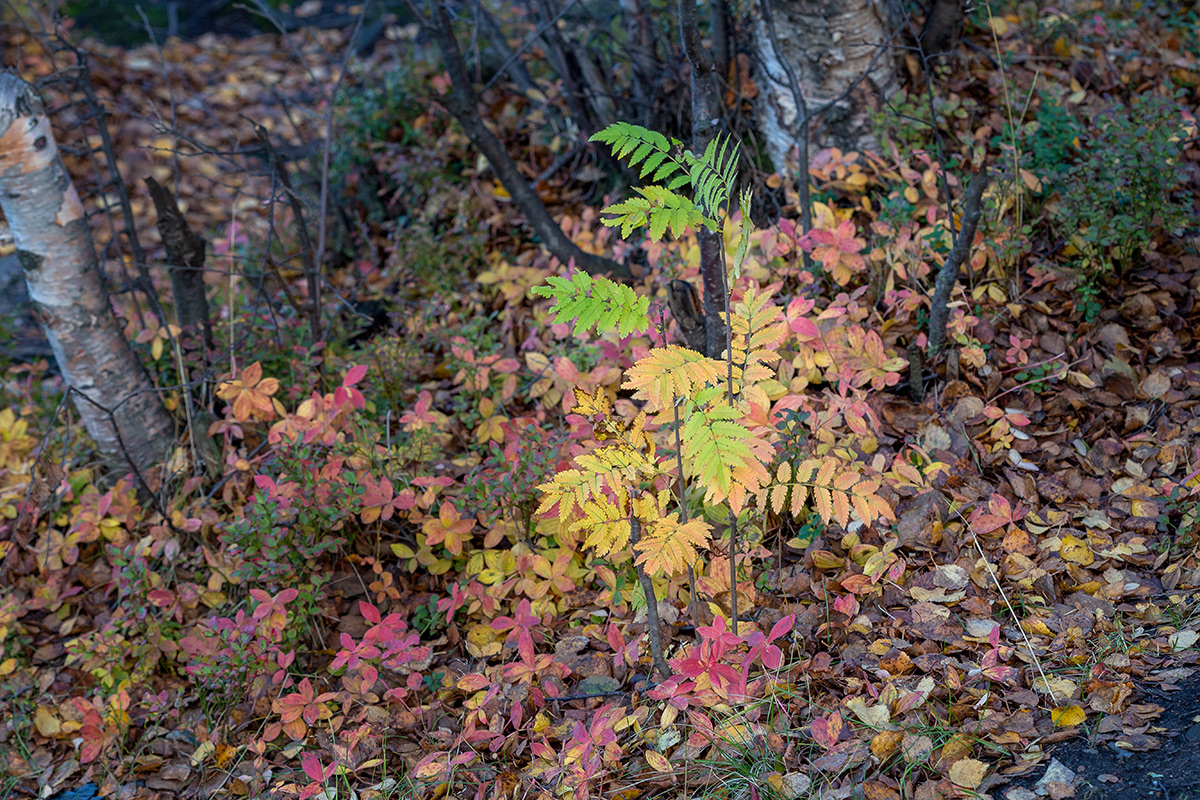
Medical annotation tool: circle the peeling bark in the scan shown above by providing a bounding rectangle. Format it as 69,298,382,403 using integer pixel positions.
753,0,900,169
0,72,174,475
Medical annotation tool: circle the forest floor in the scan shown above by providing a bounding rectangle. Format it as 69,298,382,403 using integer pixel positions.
3,3,1200,800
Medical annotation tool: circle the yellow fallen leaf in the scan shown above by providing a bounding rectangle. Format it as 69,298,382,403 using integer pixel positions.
948,758,989,789
34,706,60,737
768,772,812,800
1051,705,1086,727
645,751,672,773
190,741,216,766
988,16,1009,36
846,696,891,727
1034,675,1078,700
0,658,15,676
1060,534,1094,566
871,730,903,760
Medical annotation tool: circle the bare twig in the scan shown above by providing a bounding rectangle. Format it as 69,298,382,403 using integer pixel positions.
954,505,1059,704
313,5,368,342
253,123,324,347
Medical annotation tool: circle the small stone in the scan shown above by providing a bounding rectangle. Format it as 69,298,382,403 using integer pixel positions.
1005,789,1039,800
1034,759,1076,796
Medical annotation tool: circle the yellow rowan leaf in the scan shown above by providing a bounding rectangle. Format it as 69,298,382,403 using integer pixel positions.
635,514,712,577
623,346,724,412
572,494,632,559
571,385,613,419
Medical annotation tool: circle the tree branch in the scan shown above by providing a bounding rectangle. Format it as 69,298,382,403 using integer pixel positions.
428,2,630,278
927,168,988,357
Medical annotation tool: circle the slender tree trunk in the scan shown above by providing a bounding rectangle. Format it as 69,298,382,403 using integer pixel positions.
753,0,901,170
678,0,728,358
146,177,214,356
0,72,174,475
630,517,672,680
919,0,966,58
927,168,988,357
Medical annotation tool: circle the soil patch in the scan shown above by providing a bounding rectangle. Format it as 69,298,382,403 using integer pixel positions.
1008,669,1200,800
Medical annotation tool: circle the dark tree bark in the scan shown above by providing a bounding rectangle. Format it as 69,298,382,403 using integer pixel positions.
711,0,731,90
678,0,729,359
428,2,630,279
918,0,966,58
927,169,988,357
254,125,324,347
621,0,660,127
146,177,214,356
668,279,707,353
629,517,673,680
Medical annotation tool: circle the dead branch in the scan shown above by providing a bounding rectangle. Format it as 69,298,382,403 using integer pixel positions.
927,168,989,357
426,1,630,279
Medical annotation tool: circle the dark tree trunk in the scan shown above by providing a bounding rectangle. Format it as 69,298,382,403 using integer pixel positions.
146,177,214,356
918,0,966,58
678,0,729,359
927,169,988,357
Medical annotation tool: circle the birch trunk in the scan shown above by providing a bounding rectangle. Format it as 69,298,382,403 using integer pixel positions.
0,72,174,475
754,0,900,170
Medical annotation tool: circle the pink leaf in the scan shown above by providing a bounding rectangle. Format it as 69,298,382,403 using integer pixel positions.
301,752,325,782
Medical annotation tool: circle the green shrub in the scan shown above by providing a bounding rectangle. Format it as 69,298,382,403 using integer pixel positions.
1040,94,1191,276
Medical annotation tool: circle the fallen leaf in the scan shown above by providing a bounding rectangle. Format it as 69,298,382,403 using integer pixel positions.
948,758,988,789
1051,705,1086,727
645,750,672,773
1169,630,1198,652
1059,534,1094,566
34,706,60,737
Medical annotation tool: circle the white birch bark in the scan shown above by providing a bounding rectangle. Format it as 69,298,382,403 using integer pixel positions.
754,0,901,170
0,72,174,476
